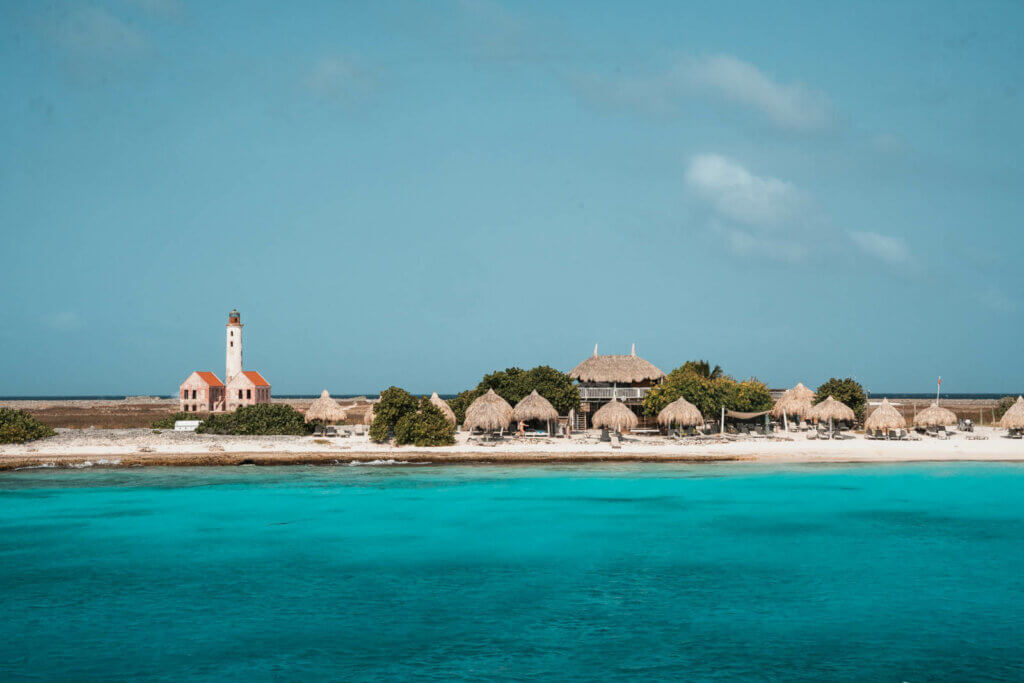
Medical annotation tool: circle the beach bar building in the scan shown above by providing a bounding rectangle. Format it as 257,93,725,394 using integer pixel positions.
179,372,225,413
568,344,666,429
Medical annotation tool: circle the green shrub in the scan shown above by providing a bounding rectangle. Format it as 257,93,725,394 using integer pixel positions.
196,404,311,435
151,411,208,429
995,396,1017,421
0,408,56,444
394,400,456,447
814,378,867,421
369,386,419,443
731,379,774,412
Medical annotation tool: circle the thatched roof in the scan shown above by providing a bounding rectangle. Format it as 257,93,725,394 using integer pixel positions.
657,397,703,427
771,394,813,419
771,382,815,418
569,345,666,384
998,396,1024,429
512,390,559,422
304,390,347,424
591,399,639,431
430,392,456,426
913,402,958,428
464,389,513,431
864,398,906,431
809,396,855,422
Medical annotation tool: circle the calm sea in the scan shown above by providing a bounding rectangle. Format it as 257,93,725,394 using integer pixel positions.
1,463,1022,681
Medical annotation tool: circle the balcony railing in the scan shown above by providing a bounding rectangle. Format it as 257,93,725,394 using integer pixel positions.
578,386,651,401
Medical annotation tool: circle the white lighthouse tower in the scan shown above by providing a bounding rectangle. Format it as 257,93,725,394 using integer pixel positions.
225,309,243,383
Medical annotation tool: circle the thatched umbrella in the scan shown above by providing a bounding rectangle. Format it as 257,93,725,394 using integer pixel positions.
864,398,906,434
464,389,513,432
429,391,456,426
592,399,639,432
657,397,703,428
512,390,558,423
913,402,958,428
998,396,1024,430
809,396,855,435
771,382,815,430
304,390,347,424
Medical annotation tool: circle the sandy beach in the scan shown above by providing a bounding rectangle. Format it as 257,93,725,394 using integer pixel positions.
2,426,1021,470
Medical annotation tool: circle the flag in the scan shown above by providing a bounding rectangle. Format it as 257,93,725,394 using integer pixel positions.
938,377,942,386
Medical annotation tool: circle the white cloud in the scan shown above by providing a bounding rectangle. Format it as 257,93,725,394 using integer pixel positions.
685,154,802,227
47,6,148,56
685,55,833,130
303,57,371,102
848,231,911,264
567,54,834,131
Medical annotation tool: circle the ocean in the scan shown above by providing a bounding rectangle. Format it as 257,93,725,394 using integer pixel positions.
1,463,1022,680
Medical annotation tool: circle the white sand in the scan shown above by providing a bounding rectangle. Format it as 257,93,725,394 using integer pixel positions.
1,427,1022,467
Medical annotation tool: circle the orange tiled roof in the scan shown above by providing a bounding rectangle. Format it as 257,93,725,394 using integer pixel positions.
192,371,224,387
240,370,270,387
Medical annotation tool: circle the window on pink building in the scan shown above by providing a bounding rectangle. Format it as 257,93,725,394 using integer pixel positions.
247,389,251,399
192,389,197,399
238,390,243,399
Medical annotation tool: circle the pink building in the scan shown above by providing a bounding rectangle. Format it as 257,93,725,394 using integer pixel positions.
226,371,272,411
179,371,225,413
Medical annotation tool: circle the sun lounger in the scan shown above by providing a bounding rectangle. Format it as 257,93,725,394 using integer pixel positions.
610,433,621,449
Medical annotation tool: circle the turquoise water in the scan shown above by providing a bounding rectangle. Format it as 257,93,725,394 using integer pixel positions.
1,463,1023,681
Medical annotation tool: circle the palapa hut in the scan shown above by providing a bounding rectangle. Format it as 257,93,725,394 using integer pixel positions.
657,397,703,431
304,390,347,424
997,396,1024,435
808,396,855,435
429,391,457,426
464,388,513,433
591,399,639,433
569,344,665,429
771,382,815,430
864,398,906,437
512,390,559,435
913,402,958,429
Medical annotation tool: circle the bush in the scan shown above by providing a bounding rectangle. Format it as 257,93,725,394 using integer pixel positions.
369,386,419,443
995,396,1017,421
196,404,311,435
731,379,774,412
151,412,209,429
394,400,455,447
0,408,56,444
814,378,867,421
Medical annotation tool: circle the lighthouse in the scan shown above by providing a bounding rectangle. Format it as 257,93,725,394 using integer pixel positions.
226,309,243,383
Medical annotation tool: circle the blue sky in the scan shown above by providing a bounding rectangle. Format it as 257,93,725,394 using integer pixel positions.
1,0,1022,396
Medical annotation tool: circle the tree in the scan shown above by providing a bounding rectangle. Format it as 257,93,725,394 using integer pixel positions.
731,379,774,412
450,366,580,422
0,408,56,444
196,404,310,435
394,399,456,447
680,360,724,380
369,386,419,442
814,378,867,421
995,396,1017,421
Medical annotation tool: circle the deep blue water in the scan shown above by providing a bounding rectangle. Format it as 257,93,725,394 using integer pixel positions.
1,463,1022,681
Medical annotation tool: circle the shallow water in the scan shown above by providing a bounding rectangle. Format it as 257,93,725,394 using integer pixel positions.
1,462,1022,681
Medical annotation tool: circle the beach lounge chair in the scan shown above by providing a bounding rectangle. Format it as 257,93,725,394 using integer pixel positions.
312,426,324,437
610,433,621,449
325,426,338,437
807,430,818,440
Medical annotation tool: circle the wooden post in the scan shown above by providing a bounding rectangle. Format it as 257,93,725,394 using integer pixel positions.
720,405,725,435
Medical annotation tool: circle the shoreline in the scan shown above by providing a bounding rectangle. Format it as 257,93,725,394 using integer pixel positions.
3,426,1023,471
